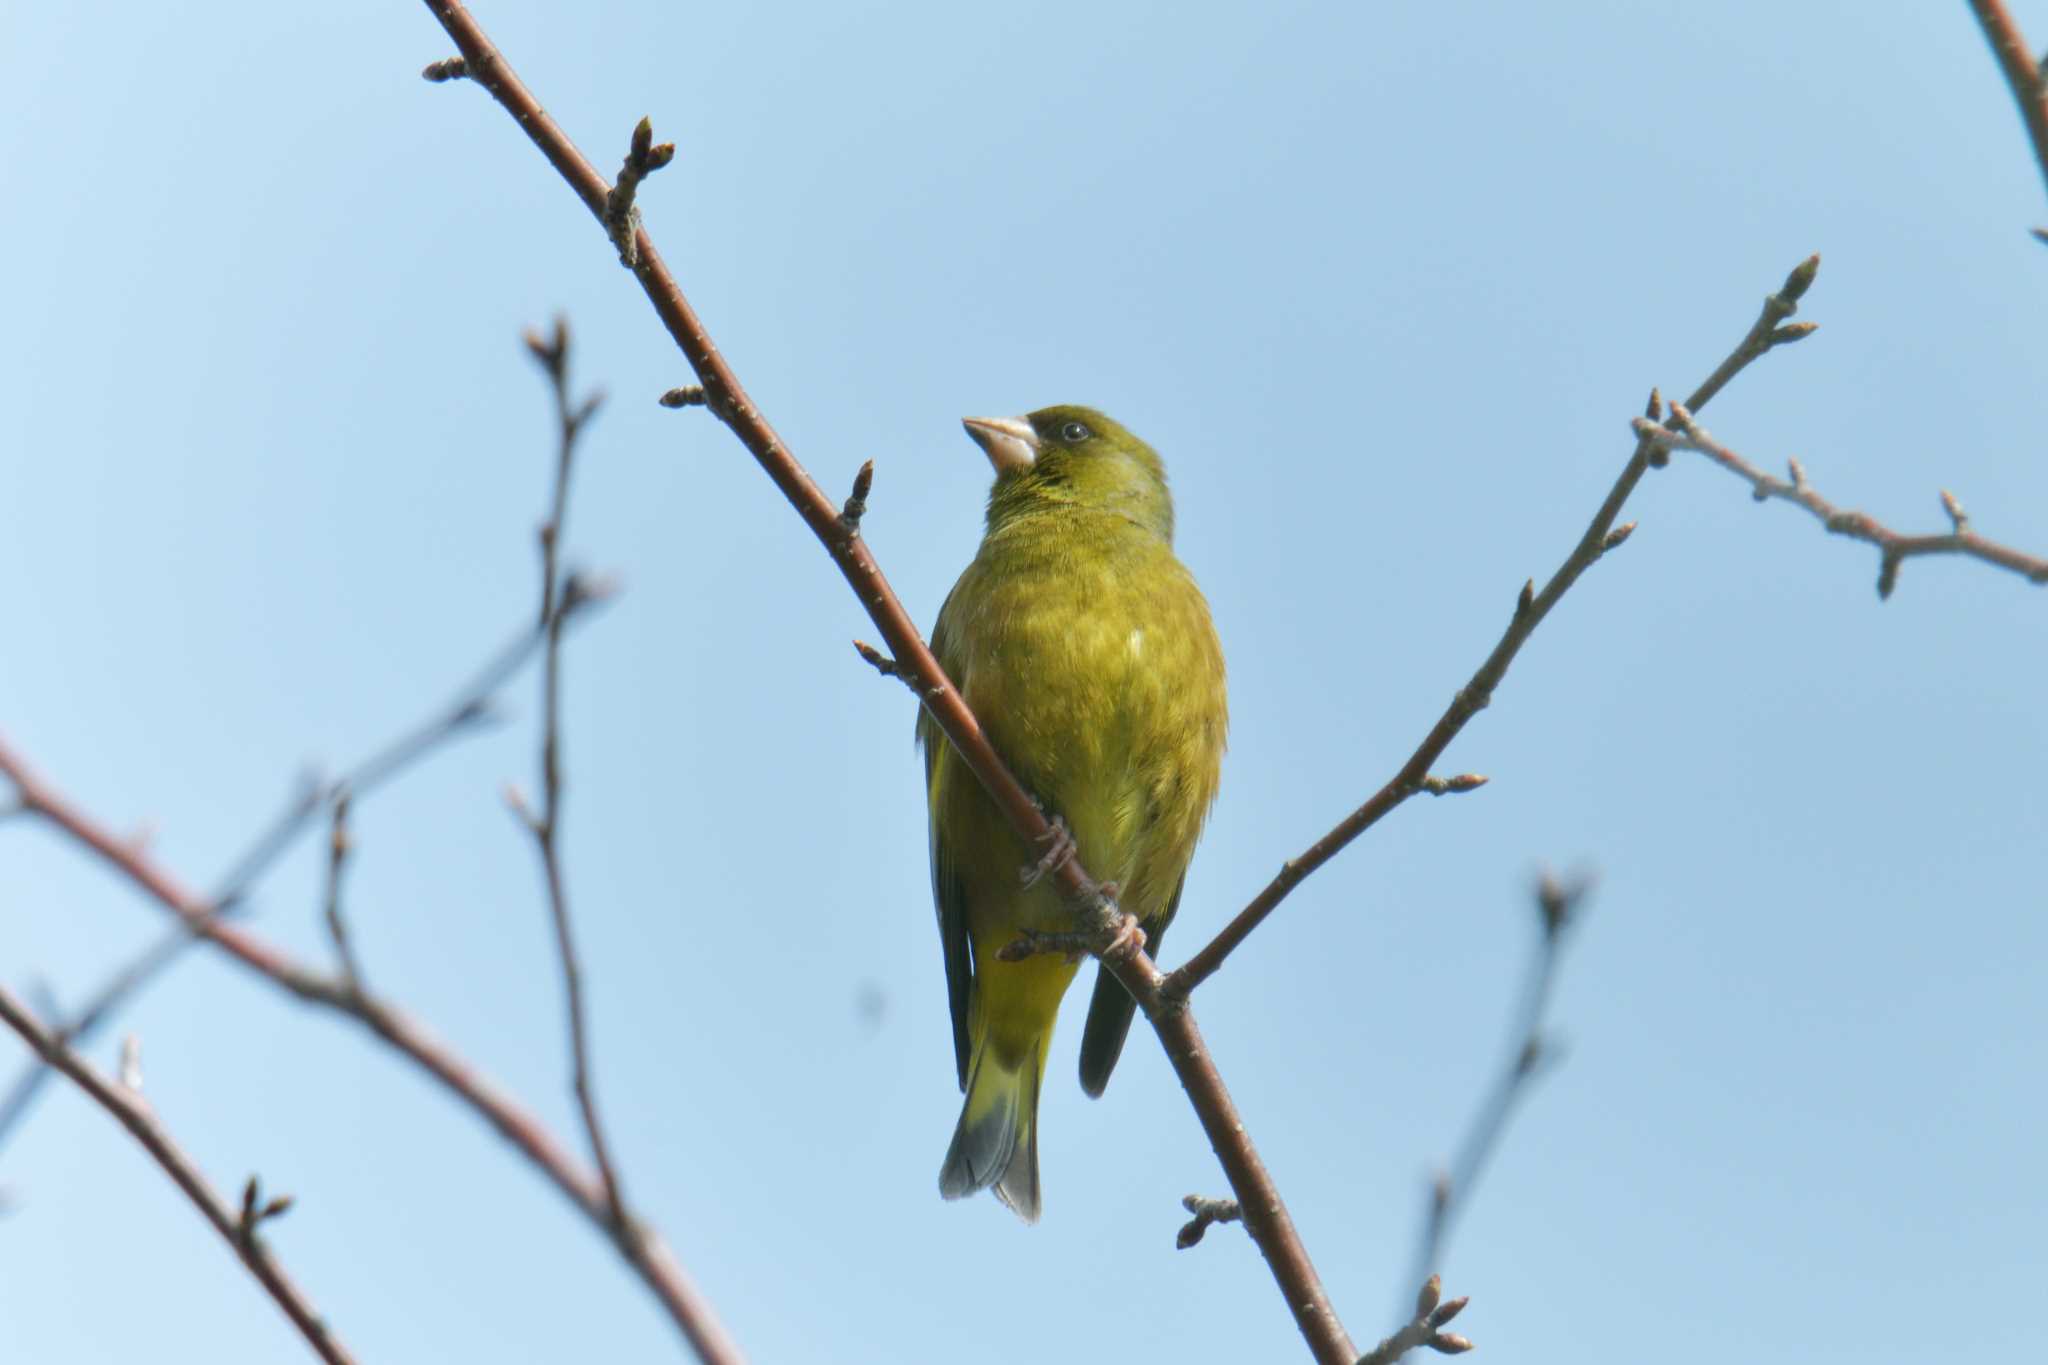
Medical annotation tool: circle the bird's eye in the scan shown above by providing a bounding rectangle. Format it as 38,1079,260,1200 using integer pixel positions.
1059,420,1091,442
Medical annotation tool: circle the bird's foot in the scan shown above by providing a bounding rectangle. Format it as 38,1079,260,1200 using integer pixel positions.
994,892,1134,966
1019,814,1079,889
1099,908,1147,966
996,927,1091,964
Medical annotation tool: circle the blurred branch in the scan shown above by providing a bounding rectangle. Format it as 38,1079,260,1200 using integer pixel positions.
417,3,1354,1358
0,730,741,1364
1164,256,1822,1001
0,922,203,1153
508,317,629,1228
322,793,365,991
1639,407,2048,598
0,984,357,1365
213,614,547,912
1398,872,1589,1343
0,606,561,1154
1967,0,2048,234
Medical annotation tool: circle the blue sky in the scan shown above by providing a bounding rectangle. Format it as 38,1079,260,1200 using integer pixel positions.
3,2,2044,1361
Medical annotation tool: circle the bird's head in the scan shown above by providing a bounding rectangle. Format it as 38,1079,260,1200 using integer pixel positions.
963,405,1174,542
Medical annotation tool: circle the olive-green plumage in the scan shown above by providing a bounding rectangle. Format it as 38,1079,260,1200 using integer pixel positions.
920,405,1227,1222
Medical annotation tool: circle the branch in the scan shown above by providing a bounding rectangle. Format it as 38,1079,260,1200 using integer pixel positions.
0,606,562,1154
322,793,366,991
0,923,199,1153
0,985,358,1365
1399,873,1589,1336
1164,256,1822,1000
1639,407,2048,598
1967,0,2048,232
212,613,546,913
509,317,629,1228
0,738,744,1364
417,5,1352,1357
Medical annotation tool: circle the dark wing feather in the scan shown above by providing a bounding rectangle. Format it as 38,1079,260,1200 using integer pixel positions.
1077,875,1183,1098
920,593,976,1090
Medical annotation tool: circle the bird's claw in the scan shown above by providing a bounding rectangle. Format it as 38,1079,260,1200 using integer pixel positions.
1019,815,1078,889
1101,909,1146,964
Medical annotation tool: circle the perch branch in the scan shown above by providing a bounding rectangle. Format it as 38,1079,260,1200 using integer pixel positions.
416,3,1351,1356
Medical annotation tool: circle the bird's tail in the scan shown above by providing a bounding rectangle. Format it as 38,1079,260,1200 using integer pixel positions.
938,1032,1045,1222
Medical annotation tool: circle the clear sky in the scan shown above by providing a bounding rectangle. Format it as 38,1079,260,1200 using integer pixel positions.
3,2,2044,1362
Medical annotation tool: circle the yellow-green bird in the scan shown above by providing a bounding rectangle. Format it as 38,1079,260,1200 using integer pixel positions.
919,404,1227,1221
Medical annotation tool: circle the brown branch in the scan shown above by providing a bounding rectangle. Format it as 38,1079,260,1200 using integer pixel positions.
1639,407,2048,598
1399,873,1589,1338
0,984,358,1365
0,734,745,1365
1162,255,1822,1002
415,3,1352,1357
0,923,199,1152
1358,1276,1474,1365
511,319,629,1228
1968,0,2048,225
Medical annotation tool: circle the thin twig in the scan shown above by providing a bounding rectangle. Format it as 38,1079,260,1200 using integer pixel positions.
323,792,365,991
851,639,906,681
604,118,674,268
1162,255,1821,1002
0,733,743,1365
1358,1276,1474,1365
0,984,358,1365
1640,408,2048,598
1175,1194,1242,1249
416,5,1351,1355
215,611,546,911
840,459,875,532
1967,0,2048,225
513,320,629,1228
1399,872,1590,1333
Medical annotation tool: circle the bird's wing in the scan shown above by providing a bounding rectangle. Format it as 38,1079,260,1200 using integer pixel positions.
920,593,976,1090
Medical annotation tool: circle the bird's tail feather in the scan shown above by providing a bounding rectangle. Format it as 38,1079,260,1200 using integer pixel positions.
938,1034,1043,1222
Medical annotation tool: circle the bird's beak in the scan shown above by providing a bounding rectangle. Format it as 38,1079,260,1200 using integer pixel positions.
961,415,1040,475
